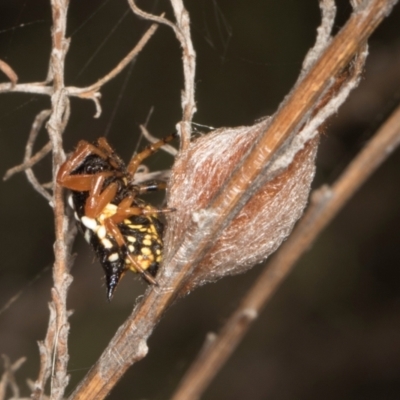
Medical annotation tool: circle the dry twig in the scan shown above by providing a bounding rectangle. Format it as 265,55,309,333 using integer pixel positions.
0,59,18,86
29,1,74,398
0,356,26,400
3,110,53,202
0,22,160,117
128,0,196,149
3,110,51,182
66,21,160,117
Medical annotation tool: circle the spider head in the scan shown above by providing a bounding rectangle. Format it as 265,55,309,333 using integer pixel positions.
72,154,116,175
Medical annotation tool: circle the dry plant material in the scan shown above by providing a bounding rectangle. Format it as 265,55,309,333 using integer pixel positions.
0,20,160,117
165,0,368,296
3,110,53,202
129,0,196,148
69,1,398,399
0,356,26,400
167,121,319,295
0,59,18,86
0,0,398,399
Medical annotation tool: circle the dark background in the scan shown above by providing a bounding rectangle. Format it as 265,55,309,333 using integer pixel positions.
0,0,400,399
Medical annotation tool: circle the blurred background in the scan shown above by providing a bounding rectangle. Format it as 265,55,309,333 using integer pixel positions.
0,0,399,399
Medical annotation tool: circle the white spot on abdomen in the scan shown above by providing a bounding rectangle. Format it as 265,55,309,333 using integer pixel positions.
101,238,113,249
81,216,98,231
84,229,92,243
97,225,106,239
68,195,74,209
108,253,119,262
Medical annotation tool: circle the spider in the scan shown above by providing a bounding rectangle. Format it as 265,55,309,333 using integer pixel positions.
56,132,177,300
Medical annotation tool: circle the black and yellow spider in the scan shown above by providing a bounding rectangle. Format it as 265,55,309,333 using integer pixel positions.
56,133,177,300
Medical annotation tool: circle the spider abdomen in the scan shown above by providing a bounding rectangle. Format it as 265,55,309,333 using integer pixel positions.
69,192,164,298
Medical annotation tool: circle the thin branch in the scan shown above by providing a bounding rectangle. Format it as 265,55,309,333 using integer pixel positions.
128,0,197,149
0,82,52,95
3,110,53,202
128,1,178,32
3,111,51,177
300,0,336,77
26,92,69,204
0,356,26,400
32,0,73,399
67,21,160,117
20,147,53,203
32,303,57,399
25,157,53,202
169,0,197,149
0,23,160,118
3,142,51,181
0,59,18,86
68,1,397,399
170,99,400,400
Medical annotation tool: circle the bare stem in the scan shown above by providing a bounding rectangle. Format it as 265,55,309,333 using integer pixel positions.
0,59,18,86
0,356,26,400
0,23,160,118
169,0,197,149
32,0,73,399
128,0,197,149
3,110,53,202
67,21,160,117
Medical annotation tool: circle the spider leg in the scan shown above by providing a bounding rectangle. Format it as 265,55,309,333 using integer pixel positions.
127,132,177,176
57,140,110,185
137,181,167,193
97,137,115,155
103,218,158,286
57,171,114,192
84,174,119,218
125,253,158,285
110,194,174,224
96,137,125,170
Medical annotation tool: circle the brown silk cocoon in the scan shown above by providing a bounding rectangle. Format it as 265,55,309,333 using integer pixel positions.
165,119,318,294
